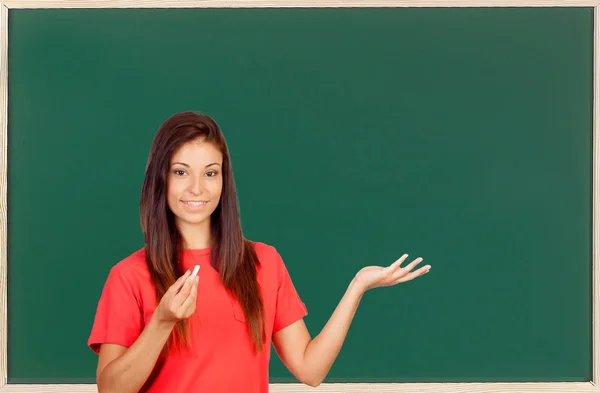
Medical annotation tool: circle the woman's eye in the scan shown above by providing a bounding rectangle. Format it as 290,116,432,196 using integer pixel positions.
173,170,186,176
206,171,218,177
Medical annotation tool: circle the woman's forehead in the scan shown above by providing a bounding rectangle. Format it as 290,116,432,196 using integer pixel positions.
171,140,223,166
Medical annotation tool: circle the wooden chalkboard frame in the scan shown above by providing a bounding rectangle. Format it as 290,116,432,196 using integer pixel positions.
0,1,598,392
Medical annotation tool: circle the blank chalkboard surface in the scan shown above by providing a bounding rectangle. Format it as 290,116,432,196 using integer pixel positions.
1,3,598,393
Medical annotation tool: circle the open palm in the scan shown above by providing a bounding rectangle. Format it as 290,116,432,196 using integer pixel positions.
354,254,430,292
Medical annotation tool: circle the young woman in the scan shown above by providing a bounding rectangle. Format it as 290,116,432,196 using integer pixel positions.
88,111,431,393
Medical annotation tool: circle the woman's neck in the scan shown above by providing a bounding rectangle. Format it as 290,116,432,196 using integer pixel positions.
177,220,212,250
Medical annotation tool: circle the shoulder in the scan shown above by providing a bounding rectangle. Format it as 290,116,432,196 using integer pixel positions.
104,247,150,288
251,241,285,268
250,241,292,282
252,241,279,259
110,247,148,274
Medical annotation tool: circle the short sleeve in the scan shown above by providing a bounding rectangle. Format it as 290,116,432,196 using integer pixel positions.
272,249,308,333
88,266,144,354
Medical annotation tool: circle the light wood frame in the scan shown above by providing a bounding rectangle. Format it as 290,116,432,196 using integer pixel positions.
0,1,598,392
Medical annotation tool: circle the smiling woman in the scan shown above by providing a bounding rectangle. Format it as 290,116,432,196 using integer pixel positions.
167,141,223,241
86,111,430,393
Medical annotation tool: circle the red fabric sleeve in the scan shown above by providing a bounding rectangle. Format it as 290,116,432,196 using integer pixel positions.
272,249,308,333
88,266,144,354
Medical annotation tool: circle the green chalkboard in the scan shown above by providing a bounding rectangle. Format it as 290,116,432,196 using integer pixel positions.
6,6,593,384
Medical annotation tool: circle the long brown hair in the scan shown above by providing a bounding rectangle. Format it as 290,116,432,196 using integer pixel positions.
139,111,266,354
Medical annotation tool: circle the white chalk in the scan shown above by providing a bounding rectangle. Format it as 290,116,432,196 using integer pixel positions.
191,264,200,279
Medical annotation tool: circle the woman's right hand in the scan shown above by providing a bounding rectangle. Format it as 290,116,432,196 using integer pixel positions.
153,270,199,326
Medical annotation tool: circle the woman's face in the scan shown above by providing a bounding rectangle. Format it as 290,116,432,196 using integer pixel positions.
167,138,223,234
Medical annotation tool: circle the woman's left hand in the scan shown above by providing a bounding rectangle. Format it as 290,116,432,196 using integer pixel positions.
352,254,430,293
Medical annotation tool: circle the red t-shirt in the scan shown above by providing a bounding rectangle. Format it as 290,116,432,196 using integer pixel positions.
88,242,308,393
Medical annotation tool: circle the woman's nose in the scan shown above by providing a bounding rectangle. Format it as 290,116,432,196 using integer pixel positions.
189,177,204,195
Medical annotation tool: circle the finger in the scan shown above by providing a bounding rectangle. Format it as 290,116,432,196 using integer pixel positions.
173,275,195,303
399,257,424,274
180,277,199,316
168,270,191,294
387,254,409,272
395,264,431,283
391,258,424,281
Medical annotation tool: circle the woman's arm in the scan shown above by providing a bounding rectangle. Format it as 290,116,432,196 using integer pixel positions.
272,279,364,387
272,254,430,387
96,270,199,393
96,317,176,393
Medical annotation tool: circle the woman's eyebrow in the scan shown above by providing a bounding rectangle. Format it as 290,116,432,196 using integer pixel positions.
171,162,221,168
